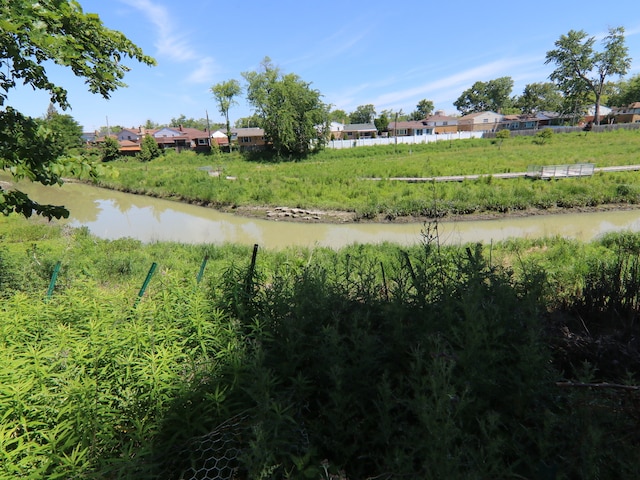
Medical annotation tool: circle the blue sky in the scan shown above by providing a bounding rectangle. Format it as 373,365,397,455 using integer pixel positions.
9,0,640,131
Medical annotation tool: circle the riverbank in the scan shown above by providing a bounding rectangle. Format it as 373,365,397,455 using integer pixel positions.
227,200,640,225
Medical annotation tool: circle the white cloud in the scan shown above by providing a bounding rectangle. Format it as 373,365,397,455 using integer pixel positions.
186,57,217,84
118,0,196,61
370,55,545,111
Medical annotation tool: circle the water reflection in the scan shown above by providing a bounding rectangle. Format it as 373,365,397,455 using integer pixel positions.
7,178,640,249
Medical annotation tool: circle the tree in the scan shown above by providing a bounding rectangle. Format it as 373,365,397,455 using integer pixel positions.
0,0,155,219
139,134,162,162
545,27,631,125
170,114,209,130
42,105,84,154
100,136,120,162
144,119,161,130
349,104,376,124
607,74,640,107
235,114,262,128
409,99,434,120
329,109,348,124
374,112,389,134
515,82,563,114
454,77,514,115
242,57,329,157
210,79,242,146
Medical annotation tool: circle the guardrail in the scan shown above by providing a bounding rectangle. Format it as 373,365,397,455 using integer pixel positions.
526,163,595,179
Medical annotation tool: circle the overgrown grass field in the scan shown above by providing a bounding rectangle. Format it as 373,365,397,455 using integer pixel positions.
2,215,640,478
96,128,640,219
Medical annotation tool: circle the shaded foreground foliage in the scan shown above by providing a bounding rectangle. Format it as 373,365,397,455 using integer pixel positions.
1,221,640,478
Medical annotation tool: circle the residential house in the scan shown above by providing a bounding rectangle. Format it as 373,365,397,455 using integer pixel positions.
117,128,145,143
498,114,539,131
81,131,98,144
118,140,141,156
329,122,345,140
535,111,567,127
153,125,212,153
584,105,612,125
423,111,458,134
608,102,640,124
387,120,433,137
232,127,267,150
341,123,377,139
457,111,503,132
211,130,230,148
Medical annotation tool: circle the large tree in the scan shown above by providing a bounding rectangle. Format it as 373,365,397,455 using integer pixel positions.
170,114,210,130
409,99,435,120
42,103,84,154
545,27,631,125
454,77,514,115
242,57,329,157
515,82,563,114
607,74,640,107
0,0,155,219
211,79,242,146
349,104,376,124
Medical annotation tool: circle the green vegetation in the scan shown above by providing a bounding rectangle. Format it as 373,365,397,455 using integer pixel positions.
2,216,640,478
96,128,640,219
0,0,154,219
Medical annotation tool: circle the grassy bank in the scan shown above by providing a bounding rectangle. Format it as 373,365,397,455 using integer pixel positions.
2,216,640,478
94,128,640,220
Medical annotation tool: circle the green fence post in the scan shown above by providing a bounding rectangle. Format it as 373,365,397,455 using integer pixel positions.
45,261,61,301
245,244,259,295
135,262,157,306
196,255,209,284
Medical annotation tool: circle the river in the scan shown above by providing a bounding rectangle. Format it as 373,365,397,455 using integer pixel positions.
6,178,640,249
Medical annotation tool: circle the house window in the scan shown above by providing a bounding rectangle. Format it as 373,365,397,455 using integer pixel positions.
198,138,207,145
397,128,407,135
483,119,489,123
415,129,423,135
442,121,448,126
241,137,251,143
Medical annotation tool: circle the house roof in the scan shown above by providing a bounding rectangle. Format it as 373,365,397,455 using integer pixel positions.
459,111,500,120
118,140,141,151
501,114,538,122
425,114,457,123
387,120,427,129
232,127,265,136
343,123,377,131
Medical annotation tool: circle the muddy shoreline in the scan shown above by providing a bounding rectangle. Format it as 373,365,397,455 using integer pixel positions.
226,202,640,225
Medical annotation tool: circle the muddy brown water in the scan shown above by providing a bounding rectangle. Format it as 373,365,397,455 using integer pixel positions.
6,179,640,249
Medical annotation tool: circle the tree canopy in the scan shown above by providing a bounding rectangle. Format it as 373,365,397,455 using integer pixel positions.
242,57,329,157
607,73,640,107
454,77,514,115
211,79,242,145
545,27,631,124
514,82,563,114
349,104,376,124
409,99,434,120
0,0,155,218
42,103,84,154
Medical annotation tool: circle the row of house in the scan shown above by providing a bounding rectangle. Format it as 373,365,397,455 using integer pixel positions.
86,103,640,154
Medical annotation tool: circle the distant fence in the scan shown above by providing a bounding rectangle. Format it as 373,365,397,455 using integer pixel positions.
327,131,484,149
485,121,640,138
